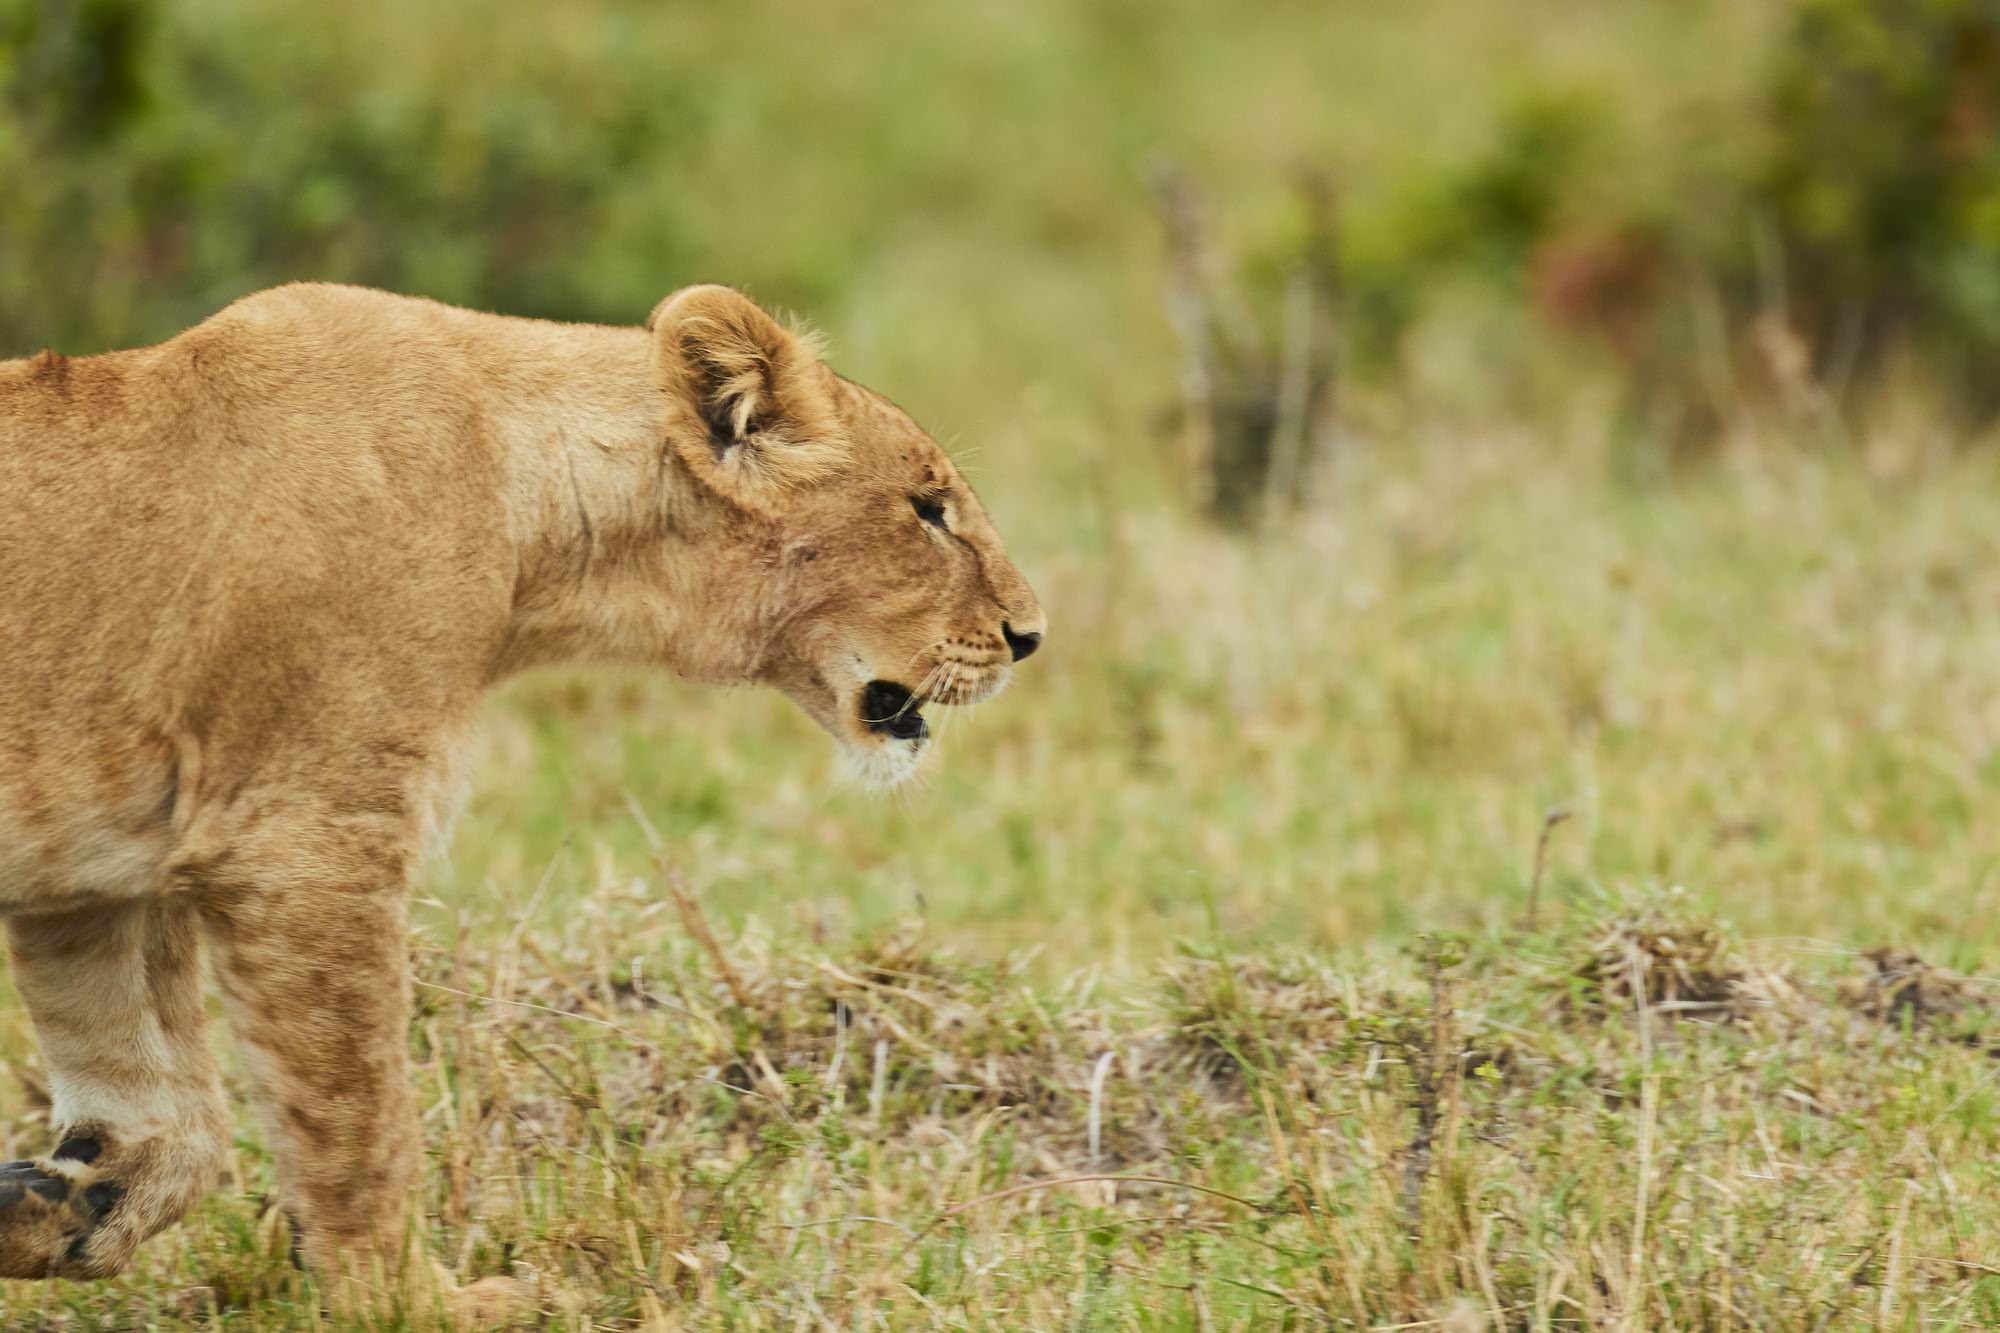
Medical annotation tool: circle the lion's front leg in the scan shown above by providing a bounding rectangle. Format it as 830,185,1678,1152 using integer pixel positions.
190,825,423,1289
190,822,531,1325
0,898,231,1278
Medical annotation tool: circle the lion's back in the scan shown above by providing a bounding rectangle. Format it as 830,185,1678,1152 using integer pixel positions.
0,283,508,639
0,285,515,765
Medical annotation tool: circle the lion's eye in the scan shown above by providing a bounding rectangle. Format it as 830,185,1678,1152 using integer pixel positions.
910,495,948,528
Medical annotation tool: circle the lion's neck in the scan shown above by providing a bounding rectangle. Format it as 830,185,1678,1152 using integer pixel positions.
486,325,775,683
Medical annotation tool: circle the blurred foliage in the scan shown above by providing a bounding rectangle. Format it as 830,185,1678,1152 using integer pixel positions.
0,0,710,351
3,0,1998,447
1164,0,2000,463
1,0,1357,418
1760,0,2000,412
1392,0,2000,437
1154,167,1341,526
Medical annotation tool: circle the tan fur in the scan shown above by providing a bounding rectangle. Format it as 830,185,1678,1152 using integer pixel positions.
0,284,1043,1302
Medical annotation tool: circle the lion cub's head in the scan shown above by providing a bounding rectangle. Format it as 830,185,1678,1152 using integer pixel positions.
648,285,1045,786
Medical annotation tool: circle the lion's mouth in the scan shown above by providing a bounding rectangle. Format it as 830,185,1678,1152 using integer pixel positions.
859,680,928,743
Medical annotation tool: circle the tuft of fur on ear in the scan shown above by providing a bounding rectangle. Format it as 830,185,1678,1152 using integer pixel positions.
648,285,846,512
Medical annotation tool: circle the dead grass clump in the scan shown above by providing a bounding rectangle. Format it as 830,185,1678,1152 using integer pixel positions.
1567,898,1802,1025
1585,913,1733,1009
1846,948,1998,1048
1157,951,1351,1082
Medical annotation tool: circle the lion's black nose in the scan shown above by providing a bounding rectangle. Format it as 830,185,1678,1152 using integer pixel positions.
1002,622,1042,661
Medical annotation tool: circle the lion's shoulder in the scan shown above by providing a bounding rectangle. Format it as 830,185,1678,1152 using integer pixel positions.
188,283,488,353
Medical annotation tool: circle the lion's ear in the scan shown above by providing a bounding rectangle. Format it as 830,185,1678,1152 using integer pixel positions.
648,285,844,510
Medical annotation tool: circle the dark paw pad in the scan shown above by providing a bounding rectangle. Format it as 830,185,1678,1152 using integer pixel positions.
0,1160,66,1206
52,1137,101,1165
80,1181,122,1221
0,1159,120,1276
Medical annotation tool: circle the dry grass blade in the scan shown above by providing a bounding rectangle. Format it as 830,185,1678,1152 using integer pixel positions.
655,855,754,1010
1525,806,1572,931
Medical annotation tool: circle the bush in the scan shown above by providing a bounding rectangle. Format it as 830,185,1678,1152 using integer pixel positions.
1293,0,2000,444
1509,0,2000,436
1759,0,2000,414
0,0,707,353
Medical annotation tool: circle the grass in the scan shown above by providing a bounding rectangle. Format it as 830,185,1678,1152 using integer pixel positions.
0,434,1997,1328
10,869,2000,1326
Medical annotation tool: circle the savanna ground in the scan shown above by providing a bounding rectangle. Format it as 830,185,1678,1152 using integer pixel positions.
6,0,2000,1327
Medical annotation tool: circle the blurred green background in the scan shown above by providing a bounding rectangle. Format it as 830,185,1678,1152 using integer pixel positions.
11,0,2000,423
4,0,1999,971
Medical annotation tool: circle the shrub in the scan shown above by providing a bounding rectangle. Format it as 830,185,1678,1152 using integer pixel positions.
1758,0,2000,415
0,0,706,353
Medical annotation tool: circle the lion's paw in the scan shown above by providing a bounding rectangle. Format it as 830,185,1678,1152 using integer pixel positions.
0,1140,124,1278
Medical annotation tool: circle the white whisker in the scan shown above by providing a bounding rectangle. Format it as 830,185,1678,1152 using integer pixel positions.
938,661,965,740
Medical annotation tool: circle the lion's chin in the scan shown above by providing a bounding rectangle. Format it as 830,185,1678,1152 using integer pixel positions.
836,734,928,790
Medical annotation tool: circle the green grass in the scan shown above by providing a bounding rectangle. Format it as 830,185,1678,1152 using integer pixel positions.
11,873,2000,1327
9,0,2000,1325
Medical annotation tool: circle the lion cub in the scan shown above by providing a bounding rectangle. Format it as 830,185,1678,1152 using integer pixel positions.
0,284,1043,1304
